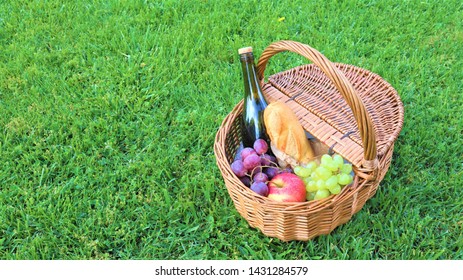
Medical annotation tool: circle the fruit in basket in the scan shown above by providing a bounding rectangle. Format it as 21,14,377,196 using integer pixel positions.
306,180,318,192
315,166,331,180
325,175,338,189
338,173,353,185
294,166,312,178
294,153,354,201
239,176,251,187
253,172,268,183
240,147,257,161
232,139,284,197
328,184,341,195
341,163,353,174
264,166,279,180
332,154,345,168
231,160,247,177
253,139,268,155
314,189,330,200
234,139,279,173
243,153,261,171
321,154,339,172
260,154,276,166
250,181,269,197
279,166,293,174
267,173,306,202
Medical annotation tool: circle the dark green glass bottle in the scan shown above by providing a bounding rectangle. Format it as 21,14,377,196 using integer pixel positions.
238,47,271,148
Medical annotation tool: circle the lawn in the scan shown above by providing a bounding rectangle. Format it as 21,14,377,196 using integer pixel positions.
0,0,462,260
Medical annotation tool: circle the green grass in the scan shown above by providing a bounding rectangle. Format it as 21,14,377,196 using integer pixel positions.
1,0,462,260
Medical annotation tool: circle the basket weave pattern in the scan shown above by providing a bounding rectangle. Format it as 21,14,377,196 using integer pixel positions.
214,41,404,241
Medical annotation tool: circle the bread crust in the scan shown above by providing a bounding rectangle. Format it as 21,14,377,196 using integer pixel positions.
264,101,315,167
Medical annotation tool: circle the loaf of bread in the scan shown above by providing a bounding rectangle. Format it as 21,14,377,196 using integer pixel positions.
264,101,315,167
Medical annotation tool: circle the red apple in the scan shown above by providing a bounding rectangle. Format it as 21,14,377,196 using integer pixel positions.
267,173,306,202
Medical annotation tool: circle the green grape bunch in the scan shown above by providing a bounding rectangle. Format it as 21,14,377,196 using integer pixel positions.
293,153,354,201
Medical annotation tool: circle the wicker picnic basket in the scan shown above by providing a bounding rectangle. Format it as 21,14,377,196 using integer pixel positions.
214,40,404,241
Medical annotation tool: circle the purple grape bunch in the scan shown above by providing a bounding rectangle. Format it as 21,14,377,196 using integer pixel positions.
230,139,281,197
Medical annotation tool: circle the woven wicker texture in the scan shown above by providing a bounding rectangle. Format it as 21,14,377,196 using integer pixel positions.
214,41,404,241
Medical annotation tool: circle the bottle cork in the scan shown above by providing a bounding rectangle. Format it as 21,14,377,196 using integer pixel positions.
238,46,253,54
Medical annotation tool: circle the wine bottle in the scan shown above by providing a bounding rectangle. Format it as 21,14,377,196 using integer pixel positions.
238,46,271,148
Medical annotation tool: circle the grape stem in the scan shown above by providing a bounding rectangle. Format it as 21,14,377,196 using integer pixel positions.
248,164,278,177
248,163,282,184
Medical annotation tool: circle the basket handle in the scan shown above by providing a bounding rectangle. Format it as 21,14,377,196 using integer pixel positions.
256,40,377,164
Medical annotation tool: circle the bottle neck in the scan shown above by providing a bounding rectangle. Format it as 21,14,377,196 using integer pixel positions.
240,53,262,99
